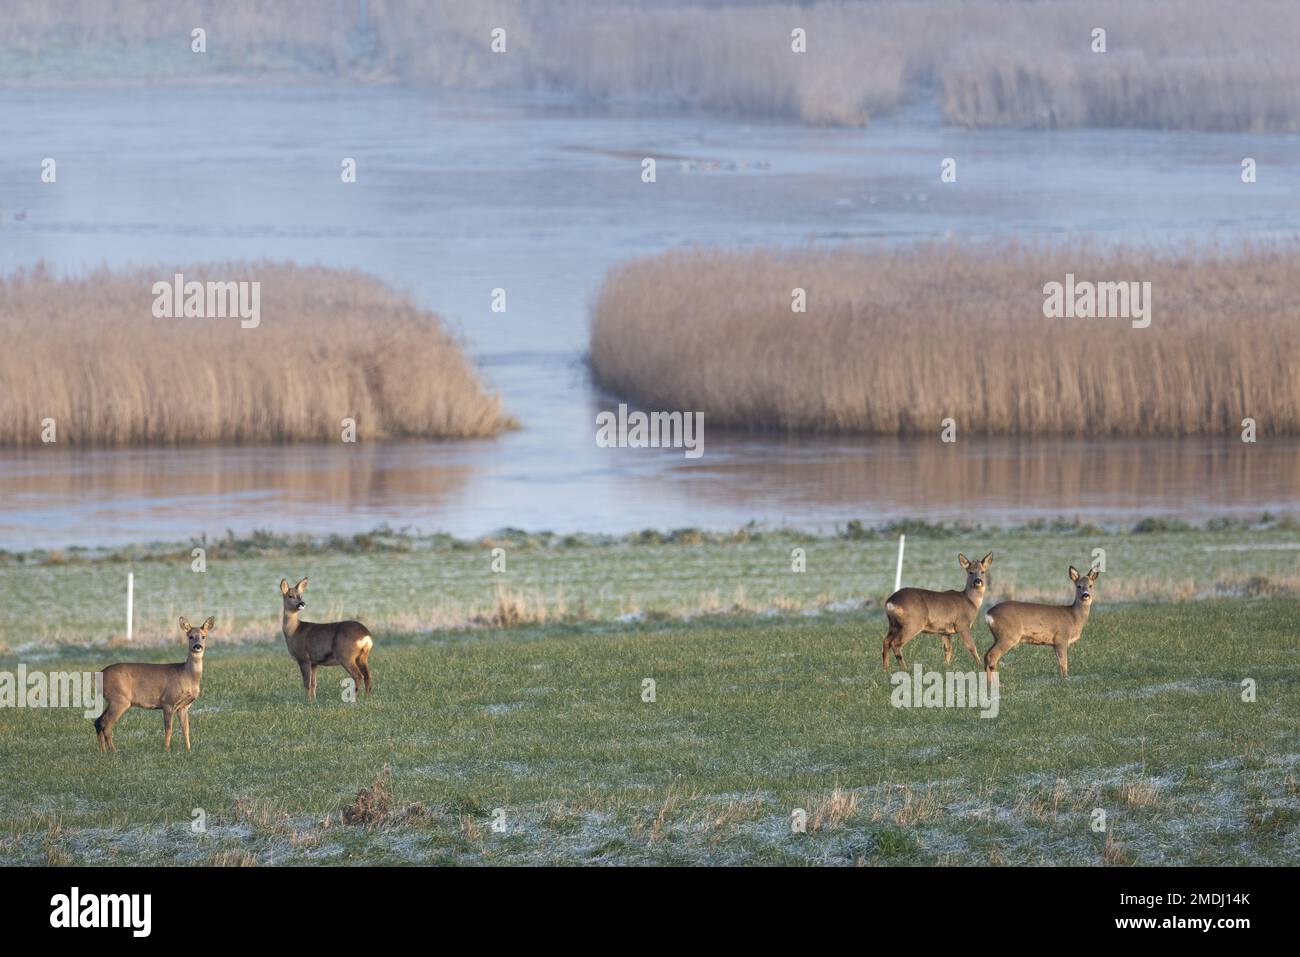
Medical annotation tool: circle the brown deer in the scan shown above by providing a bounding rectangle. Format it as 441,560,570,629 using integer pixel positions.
279,577,374,701
94,616,213,753
882,552,992,671
984,565,1099,679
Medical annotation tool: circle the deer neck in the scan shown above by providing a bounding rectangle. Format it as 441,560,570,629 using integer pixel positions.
1072,599,1092,623
185,654,203,685
283,607,301,639
964,586,985,611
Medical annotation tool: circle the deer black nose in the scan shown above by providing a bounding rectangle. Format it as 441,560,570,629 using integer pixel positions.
974,578,983,586
298,601,306,609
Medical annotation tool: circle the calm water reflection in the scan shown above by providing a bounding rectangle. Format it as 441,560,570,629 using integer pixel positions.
2,436,1296,549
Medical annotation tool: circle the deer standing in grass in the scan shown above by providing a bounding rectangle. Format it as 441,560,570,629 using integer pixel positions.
94,616,213,753
280,577,374,701
984,565,1098,679
882,552,992,671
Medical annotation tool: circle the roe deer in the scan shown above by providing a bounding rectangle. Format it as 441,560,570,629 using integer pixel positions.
280,577,374,701
882,552,992,671
984,565,1099,679
94,616,213,753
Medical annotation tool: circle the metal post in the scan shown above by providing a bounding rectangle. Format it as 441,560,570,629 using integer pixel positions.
894,535,905,593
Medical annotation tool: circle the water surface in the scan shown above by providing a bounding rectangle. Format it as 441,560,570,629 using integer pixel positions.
2,87,1298,547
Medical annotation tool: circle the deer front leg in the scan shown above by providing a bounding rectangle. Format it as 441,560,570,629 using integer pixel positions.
957,628,982,667
180,707,191,751
298,660,315,700
1054,642,1069,678
163,706,175,752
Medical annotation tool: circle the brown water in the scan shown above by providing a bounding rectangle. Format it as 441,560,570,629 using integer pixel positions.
2,88,1298,548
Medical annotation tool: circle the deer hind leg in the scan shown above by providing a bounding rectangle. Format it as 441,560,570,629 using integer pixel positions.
162,706,176,752
341,659,365,703
96,698,129,753
957,628,983,667
356,650,372,697
984,634,1018,676
1054,642,1069,678
892,624,923,671
882,624,900,672
940,633,954,665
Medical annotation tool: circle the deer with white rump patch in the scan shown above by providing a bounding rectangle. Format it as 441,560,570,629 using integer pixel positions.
882,552,992,671
280,577,374,701
983,565,1099,679
94,616,213,752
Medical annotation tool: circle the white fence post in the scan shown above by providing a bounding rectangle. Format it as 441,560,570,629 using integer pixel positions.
126,572,134,642
894,535,905,593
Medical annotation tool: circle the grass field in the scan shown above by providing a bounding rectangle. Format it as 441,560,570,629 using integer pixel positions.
3,520,1300,648
1,599,1296,866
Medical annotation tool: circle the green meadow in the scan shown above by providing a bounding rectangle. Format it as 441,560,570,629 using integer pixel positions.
3,520,1299,649
0,523,1296,865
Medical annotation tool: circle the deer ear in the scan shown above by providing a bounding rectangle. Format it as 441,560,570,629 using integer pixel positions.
980,551,993,568
1087,567,1099,582
201,616,215,633
179,617,191,632
280,579,289,595
295,577,309,592
1069,566,1081,581
958,553,971,570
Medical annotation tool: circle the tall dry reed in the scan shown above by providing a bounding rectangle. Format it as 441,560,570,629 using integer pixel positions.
6,1,1299,132
0,262,514,446
589,243,1300,437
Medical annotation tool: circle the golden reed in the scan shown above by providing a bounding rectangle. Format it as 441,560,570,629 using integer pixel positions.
0,262,514,446
589,243,1300,437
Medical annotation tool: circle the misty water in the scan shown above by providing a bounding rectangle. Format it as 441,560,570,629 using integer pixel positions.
2,86,1299,548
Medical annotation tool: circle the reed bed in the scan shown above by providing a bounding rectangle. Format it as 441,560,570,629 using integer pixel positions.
0,262,514,446
4,1,1299,132
589,243,1300,437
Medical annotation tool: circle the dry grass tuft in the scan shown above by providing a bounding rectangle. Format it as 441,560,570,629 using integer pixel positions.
342,766,394,826
809,787,860,832
1101,831,1132,866
0,262,514,446
590,242,1300,437
203,849,259,867
488,584,551,629
1118,778,1162,809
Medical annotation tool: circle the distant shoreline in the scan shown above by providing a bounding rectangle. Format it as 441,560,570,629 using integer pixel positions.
5,0,1300,132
